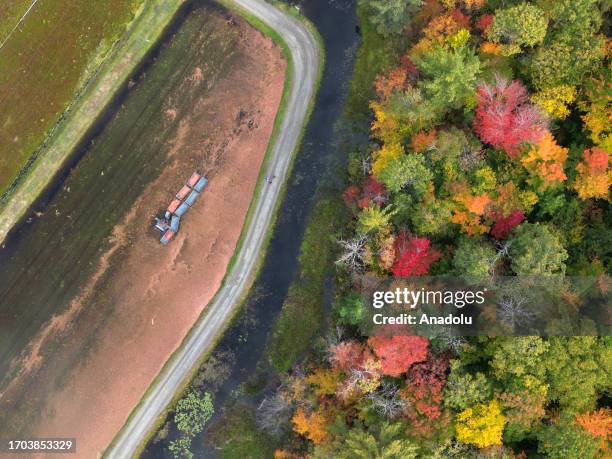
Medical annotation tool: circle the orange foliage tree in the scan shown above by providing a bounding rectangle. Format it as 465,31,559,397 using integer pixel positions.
573,147,610,200
291,407,329,445
576,408,612,446
450,182,491,235
521,132,568,189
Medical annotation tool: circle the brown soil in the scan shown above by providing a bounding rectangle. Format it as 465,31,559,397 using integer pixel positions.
0,12,286,459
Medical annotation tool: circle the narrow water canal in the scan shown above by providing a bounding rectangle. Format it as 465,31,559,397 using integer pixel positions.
142,0,358,456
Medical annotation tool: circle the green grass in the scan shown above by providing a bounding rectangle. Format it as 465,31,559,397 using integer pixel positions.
0,0,145,194
207,404,276,458
0,0,186,244
266,193,347,373
344,3,407,119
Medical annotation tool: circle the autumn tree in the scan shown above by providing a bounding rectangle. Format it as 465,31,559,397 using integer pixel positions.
329,340,365,372
578,73,611,146
490,210,525,240
576,408,612,454
306,368,341,397
498,389,547,441
374,67,408,100
450,183,491,235
473,76,548,158
391,233,441,277
292,407,329,445
411,129,437,153
455,399,506,448
402,353,449,429
531,85,577,120
410,12,467,57
487,3,548,56
508,223,568,275
521,132,568,189
573,147,610,200
370,87,441,142
368,334,428,377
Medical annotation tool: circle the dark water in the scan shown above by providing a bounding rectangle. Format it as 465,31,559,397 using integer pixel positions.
142,0,359,457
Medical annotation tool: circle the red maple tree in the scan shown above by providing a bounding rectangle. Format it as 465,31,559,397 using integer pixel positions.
476,14,494,33
402,353,450,434
490,209,525,239
367,335,429,377
473,77,548,158
329,341,365,372
392,233,441,277
342,185,360,208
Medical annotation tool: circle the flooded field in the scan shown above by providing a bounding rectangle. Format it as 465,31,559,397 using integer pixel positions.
0,1,286,455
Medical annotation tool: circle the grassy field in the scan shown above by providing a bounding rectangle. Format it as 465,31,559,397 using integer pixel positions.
0,0,144,196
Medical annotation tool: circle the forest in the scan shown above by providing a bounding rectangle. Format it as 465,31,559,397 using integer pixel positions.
263,0,611,457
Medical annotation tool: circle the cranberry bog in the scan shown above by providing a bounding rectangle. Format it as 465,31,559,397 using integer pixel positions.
0,1,282,440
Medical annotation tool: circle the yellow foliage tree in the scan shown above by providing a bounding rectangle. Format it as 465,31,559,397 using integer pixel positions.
442,0,485,11
370,101,401,145
582,106,611,145
372,142,404,177
456,400,506,448
521,133,568,188
356,358,383,394
306,368,341,397
532,85,577,119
